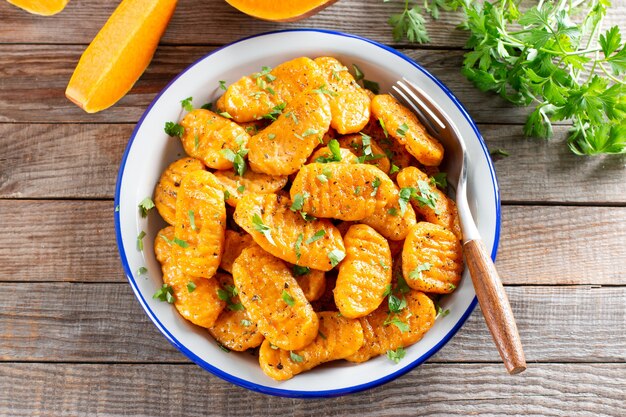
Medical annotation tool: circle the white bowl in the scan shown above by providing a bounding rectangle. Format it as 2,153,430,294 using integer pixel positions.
114,29,501,398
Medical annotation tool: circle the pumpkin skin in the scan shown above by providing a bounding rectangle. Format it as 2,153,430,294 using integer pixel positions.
225,0,338,22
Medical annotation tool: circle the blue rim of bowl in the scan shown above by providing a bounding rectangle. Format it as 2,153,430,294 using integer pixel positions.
114,28,501,398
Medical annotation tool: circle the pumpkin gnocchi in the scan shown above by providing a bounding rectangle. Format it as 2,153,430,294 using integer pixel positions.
151,56,463,381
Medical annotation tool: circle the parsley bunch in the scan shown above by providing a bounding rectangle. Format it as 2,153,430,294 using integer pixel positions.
385,0,626,156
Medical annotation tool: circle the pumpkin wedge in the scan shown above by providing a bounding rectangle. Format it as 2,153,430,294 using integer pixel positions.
226,0,337,22
65,0,177,113
6,0,69,16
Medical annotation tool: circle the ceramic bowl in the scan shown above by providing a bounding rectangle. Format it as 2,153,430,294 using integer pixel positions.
114,29,501,398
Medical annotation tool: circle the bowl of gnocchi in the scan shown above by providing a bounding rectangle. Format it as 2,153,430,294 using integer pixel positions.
114,29,500,397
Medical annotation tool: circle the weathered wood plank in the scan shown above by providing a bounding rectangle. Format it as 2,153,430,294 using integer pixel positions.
0,45,534,124
1,0,625,50
3,123,626,204
1,200,624,285
0,363,623,416
0,283,623,363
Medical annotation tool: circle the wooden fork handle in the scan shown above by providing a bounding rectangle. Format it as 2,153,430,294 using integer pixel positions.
464,239,527,374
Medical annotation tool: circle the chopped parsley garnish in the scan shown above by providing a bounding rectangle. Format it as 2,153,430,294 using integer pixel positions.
261,102,286,121
252,66,275,83
300,212,316,222
388,294,407,314
268,133,276,140
218,80,227,90
382,284,392,297
318,331,327,340
241,319,252,327
305,230,326,244
387,207,399,216
153,284,175,304
449,283,457,291
490,148,510,158
252,213,275,245
379,259,389,270
370,177,382,196
114,205,120,212
409,263,432,280
293,265,311,276
200,102,213,110
384,315,410,333
302,128,319,137
285,111,299,124
164,121,184,137
436,304,450,318
180,96,193,111
312,84,338,97
188,210,196,231
218,285,244,311
194,135,199,151
354,186,361,195
378,117,388,138
290,192,308,212
219,111,233,119
187,281,197,293
396,123,409,138
363,79,380,94
316,174,328,183
398,187,413,216
159,234,189,248
137,266,148,276
294,233,304,261
389,164,400,175
138,197,155,218
386,347,406,364
430,172,448,189
415,180,438,210
352,63,364,81
137,231,146,251
282,290,295,307
223,190,231,201
217,343,230,353
290,351,304,363
317,167,333,183
396,274,411,294
236,184,245,193
220,136,248,177
328,249,346,267
315,139,343,163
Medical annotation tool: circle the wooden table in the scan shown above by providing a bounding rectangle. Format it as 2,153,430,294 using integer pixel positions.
1,1,624,415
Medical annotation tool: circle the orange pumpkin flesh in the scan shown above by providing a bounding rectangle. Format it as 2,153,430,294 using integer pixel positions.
225,0,338,22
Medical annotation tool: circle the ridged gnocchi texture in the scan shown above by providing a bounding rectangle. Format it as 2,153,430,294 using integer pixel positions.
361,184,417,241
371,94,444,166
290,163,395,221
233,193,345,271
402,222,463,294
209,272,264,351
346,290,436,363
173,170,226,278
334,225,392,318
314,56,371,134
154,227,225,329
259,311,364,380
180,109,250,170
219,229,255,274
233,245,319,350
213,169,288,208
217,57,326,123
247,90,332,175
396,166,462,240
154,157,205,226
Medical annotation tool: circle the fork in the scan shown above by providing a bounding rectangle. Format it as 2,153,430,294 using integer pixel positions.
393,78,527,375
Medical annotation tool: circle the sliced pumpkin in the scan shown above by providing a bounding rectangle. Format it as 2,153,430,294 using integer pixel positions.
65,0,177,113
6,0,69,16
225,0,337,22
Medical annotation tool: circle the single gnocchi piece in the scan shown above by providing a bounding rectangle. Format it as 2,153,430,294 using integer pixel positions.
154,157,205,226
173,170,226,278
209,272,265,351
396,166,462,240
361,185,417,241
361,116,415,177
217,57,326,123
248,90,332,175
294,268,326,302
213,169,288,207
402,222,463,294
371,94,444,166
259,311,364,380
338,134,391,173
314,56,371,134
233,245,319,350
179,109,250,170
233,193,345,271
334,225,392,318
154,227,226,329
219,230,256,274
290,163,395,221
346,290,436,363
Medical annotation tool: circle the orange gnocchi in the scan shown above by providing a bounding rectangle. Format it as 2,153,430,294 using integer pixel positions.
154,157,205,226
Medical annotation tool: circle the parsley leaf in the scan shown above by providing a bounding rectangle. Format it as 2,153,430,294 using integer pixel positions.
282,290,295,307
315,139,343,163
290,192,308,212
290,351,304,363
352,63,364,81
136,231,146,251
396,123,409,138
188,210,197,231
386,347,406,364
312,84,338,96
294,233,304,261
328,249,346,267
187,281,197,293
261,102,286,121
293,265,311,276
153,284,175,304
252,213,275,245
409,263,432,280
218,80,227,91
180,96,193,111
164,121,184,137
430,172,448,189
137,266,148,276
305,230,326,244
138,197,155,218
370,177,382,196
384,315,410,333
388,3,430,44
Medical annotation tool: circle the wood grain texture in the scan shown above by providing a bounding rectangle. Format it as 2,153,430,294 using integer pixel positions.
2,124,625,203
2,200,624,285
0,45,545,124
0,363,623,416
1,283,623,363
